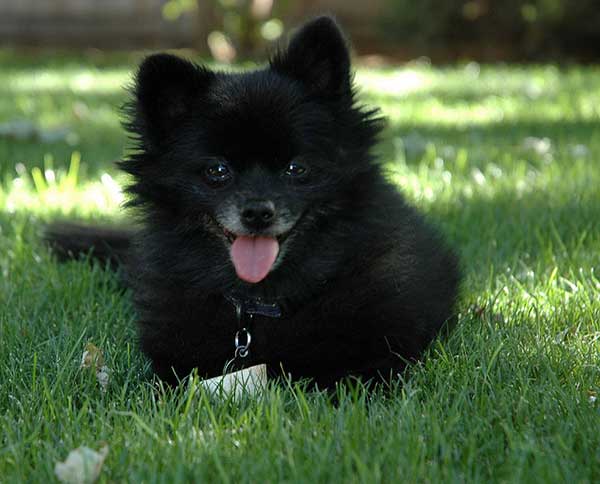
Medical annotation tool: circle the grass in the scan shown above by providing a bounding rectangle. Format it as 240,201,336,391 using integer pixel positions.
1,50,599,482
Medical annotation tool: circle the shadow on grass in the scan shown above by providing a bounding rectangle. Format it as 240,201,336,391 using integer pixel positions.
426,189,599,291
377,118,600,165
384,118,600,141
0,90,129,178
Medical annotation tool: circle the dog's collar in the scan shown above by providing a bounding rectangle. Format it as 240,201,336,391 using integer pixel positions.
224,292,282,319
223,292,282,367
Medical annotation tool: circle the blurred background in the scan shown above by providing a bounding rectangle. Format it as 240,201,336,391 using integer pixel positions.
1,0,600,62
1,0,599,221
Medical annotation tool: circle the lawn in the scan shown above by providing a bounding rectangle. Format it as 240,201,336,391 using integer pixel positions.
1,50,599,482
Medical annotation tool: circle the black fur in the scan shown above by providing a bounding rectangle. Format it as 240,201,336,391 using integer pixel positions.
47,16,460,388
44,222,133,268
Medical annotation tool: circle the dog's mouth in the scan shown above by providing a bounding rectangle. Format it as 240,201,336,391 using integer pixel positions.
219,225,292,245
206,216,293,284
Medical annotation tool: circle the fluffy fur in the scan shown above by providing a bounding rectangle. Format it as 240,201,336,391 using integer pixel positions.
47,16,460,388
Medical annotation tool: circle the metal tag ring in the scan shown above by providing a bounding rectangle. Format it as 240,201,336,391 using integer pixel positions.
234,329,251,358
235,329,251,348
235,346,249,359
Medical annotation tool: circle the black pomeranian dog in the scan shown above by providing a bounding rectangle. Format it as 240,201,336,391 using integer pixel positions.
47,16,460,389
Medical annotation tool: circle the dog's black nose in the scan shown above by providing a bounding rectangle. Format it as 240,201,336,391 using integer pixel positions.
241,200,276,229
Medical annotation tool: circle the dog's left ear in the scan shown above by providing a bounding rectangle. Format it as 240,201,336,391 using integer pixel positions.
271,16,351,98
130,53,213,145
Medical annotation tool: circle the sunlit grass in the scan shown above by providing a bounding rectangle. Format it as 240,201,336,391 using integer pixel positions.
359,63,600,123
1,51,599,482
5,69,129,94
1,153,123,217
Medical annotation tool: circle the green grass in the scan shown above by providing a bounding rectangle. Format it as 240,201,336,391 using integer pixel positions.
1,51,599,482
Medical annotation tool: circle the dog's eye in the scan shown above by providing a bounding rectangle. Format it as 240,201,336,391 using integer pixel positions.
284,161,308,178
204,162,232,185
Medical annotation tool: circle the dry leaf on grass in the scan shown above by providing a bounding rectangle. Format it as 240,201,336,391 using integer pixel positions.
54,445,108,484
80,343,110,392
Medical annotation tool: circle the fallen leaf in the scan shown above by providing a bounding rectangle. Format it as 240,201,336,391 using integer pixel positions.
81,343,104,368
54,445,108,484
95,366,110,392
81,343,110,392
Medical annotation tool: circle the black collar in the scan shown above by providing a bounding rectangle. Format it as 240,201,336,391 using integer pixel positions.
223,292,282,365
224,292,282,319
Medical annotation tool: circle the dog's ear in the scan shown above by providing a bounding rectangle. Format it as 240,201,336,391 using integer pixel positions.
130,53,213,143
271,16,351,98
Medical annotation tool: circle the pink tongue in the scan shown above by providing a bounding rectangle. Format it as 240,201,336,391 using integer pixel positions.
230,236,279,284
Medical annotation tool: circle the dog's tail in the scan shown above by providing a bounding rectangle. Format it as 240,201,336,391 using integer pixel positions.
44,222,135,267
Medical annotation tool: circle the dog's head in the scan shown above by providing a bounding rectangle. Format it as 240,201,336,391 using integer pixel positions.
122,16,382,290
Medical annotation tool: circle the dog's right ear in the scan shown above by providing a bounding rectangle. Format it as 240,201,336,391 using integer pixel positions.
129,54,213,145
271,16,351,99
